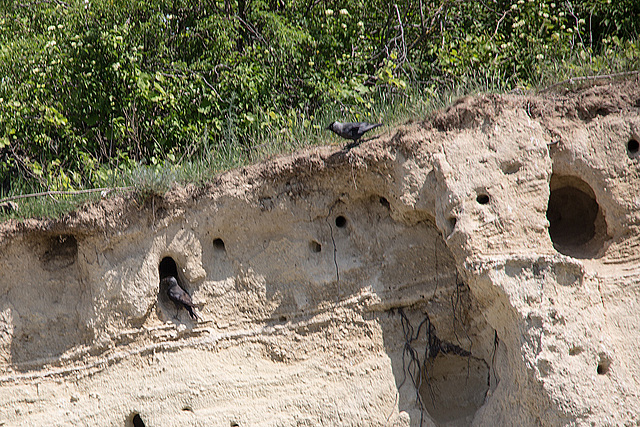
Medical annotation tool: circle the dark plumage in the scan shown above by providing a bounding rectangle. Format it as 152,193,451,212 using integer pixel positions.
162,276,198,320
326,121,382,149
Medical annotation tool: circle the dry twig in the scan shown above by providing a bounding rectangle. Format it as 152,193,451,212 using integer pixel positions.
0,186,133,204
540,70,640,92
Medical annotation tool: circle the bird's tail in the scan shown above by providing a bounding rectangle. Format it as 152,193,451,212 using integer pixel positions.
186,306,199,320
362,122,383,134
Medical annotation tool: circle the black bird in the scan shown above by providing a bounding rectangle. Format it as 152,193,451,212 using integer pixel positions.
326,121,382,149
162,276,199,320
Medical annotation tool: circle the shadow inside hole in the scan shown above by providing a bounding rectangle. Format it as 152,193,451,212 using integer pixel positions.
628,138,639,154
548,186,596,245
476,194,490,205
38,234,78,271
547,174,608,258
157,256,194,321
310,240,322,253
379,196,391,209
335,215,347,228
159,256,179,280
597,354,611,375
447,216,457,236
421,354,489,425
130,413,145,427
213,238,226,251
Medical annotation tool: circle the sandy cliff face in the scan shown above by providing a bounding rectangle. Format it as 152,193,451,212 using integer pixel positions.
0,79,639,426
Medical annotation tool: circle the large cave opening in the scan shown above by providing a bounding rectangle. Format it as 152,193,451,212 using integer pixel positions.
546,174,608,258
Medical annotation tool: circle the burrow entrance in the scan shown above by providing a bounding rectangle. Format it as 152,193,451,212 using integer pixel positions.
159,256,179,280
422,353,490,425
373,214,497,426
546,174,608,258
157,256,193,320
37,234,78,271
382,298,496,426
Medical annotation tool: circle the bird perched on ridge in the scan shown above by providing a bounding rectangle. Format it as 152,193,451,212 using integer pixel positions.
326,121,382,149
162,276,199,320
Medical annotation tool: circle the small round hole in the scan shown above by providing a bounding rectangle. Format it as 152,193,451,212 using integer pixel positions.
279,315,287,322
335,215,347,228
628,139,639,154
310,240,322,253
213,238,226,251
379,197,390,209
476,194,490,205
597,353,611,375
597,354,611,375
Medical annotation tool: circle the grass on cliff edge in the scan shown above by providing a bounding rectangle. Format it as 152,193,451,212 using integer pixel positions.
0,81,456,221
2,49,640,222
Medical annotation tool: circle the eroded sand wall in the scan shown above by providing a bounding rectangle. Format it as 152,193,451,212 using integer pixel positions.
0,80,639,426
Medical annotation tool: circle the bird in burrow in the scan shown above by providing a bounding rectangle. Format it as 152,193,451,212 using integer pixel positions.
162,276,199,320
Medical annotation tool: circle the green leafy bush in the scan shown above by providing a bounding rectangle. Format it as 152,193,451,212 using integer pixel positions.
0,0,637,198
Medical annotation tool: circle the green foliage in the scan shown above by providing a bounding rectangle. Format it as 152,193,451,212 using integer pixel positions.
0,0,638,206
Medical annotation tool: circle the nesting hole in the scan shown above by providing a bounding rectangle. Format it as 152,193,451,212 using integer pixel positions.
628,138,639,154
213,238,226,251
476,193,490,205
597,354,611,375
159,256,178,280
131,413,145,427
279,315,287,322
158,256,191,320
310,240,322,253
421,354,489,424
379,196,390,209
335,215,347,228
39,234,78,271
547,174,608,258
